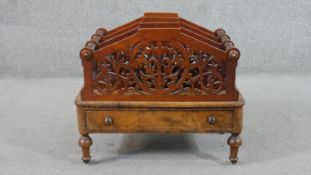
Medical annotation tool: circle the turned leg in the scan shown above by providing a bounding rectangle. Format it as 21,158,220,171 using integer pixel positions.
79,135,93,164
227,134,242,164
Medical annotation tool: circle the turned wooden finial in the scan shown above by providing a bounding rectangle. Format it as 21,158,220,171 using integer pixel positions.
96,28,108,35
80,48,93,60
215,28,226,36
228,48,240,60
215,28,240,61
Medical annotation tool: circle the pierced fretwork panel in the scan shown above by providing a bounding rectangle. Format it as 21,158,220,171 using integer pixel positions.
93,40,225,96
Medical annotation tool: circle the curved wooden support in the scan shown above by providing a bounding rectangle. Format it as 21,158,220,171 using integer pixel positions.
79,135,93,164
227,134,242,164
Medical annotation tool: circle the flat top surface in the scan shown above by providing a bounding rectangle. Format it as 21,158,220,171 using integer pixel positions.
0,74,311,175
75,93,244,108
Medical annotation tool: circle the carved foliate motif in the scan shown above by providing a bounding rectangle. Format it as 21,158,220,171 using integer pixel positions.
93,40,225,96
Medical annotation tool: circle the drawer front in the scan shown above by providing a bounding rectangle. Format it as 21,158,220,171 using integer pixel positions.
85,110,233,133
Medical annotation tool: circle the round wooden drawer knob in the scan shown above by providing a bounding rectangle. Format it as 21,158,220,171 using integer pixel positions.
208,116,217,125
104,116,113,126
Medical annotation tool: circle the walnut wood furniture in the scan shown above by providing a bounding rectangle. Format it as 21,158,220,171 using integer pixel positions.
76,12,244,164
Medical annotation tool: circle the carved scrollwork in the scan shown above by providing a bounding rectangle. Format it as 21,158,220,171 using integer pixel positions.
93,40,225,96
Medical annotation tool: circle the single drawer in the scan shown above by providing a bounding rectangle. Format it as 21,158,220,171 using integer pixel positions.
86,110,233,133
